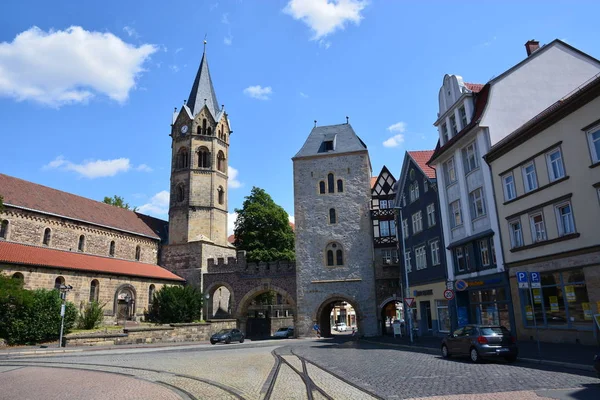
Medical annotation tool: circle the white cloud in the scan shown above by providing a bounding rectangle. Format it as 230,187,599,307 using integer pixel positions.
224,34,233,46
123,26,139,38
387,121,407,133
299,92,309,98
227,212,238,236
228,166,242,188
283,0,368,40
175,47,183,54
43,156,131,178
318,39,331,49
0,26,157,106
137,190,170,217
221,13,230,24
383,134,405,148
169,65,180,73
243,85,272,100
136,164,153,172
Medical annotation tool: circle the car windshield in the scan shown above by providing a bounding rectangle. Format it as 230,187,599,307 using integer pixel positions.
277,328,289,332
217,329,232,334
479,327,510,336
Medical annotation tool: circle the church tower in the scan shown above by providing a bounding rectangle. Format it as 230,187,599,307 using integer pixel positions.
168,43,231,247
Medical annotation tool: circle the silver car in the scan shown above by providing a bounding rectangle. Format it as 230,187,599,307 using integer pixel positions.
441,325,518,363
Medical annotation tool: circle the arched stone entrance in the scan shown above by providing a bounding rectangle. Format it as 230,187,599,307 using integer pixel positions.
114,284,136,322
379,297,403,336
205,281,236,320
314,295,362,338
236,285,296,338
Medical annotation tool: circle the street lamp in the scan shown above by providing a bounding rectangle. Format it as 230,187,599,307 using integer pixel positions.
58,284,73,348
394,206,413,344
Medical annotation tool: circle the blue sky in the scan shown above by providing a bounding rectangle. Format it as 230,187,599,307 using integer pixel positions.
1,0,599,235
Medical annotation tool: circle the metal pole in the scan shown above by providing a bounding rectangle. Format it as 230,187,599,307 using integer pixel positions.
58,294,65,348
528,286,542,360
398,207,413,344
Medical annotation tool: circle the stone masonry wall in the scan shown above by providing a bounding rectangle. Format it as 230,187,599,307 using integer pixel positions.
1,208,159,264
294,152,378,337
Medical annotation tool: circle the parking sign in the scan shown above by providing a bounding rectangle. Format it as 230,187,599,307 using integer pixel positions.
530,272,541,288
517,271,529,289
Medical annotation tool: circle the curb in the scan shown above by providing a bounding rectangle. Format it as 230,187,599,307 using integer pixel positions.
361,340,594,373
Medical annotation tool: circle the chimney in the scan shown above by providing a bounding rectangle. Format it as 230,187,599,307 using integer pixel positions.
525,40,540,56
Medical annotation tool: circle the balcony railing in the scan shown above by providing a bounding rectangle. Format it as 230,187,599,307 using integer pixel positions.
371,208,396,219
374,236,397,247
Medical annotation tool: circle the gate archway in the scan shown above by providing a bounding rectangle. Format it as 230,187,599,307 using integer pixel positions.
205,281,236,320
314,295,362,338
236,285,296,338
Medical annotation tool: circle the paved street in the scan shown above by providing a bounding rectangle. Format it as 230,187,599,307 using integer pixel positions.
0,338,598,400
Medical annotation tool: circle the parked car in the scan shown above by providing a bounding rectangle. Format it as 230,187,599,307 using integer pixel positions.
441,325,518,363
594,351,600,378
334,323,347,332
274,327,294,338
210,329,245,345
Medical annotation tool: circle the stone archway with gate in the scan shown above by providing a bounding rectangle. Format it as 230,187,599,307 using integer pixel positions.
314,294,364,338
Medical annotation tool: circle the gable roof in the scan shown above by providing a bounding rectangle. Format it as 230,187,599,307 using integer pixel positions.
187,50,220,119
0,241,184,282
370,176,377,189
371,166,396,196
0,174,164,240
293,123,368,159
407,151,436,179
464,83,484,93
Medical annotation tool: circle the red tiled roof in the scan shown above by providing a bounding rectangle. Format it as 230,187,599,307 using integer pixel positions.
464,82,484,93
0,241,184,281
0,174,164,239
370,176,377,188
408,151,436,179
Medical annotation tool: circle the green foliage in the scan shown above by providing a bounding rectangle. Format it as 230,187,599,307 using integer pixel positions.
254,290,277,305
0,276,77,345
147,285,203,324
102,195,136,211
0,195,4,213
77,301,105,330
234,187,295,262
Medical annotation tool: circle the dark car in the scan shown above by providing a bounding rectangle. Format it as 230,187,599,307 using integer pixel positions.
441,325,518,363
274,327,294,338
594,351,600,378
210,329,245,345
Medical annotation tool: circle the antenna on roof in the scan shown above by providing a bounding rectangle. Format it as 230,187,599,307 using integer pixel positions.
204,98,207,105
314,120,317,128
174,107,177,113
203,34,208,54
183,100,186,105
346,116,349,124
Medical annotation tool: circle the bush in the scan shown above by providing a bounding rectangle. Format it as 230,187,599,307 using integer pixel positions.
77,301,105,330
0,275,77,345
147,285,203,324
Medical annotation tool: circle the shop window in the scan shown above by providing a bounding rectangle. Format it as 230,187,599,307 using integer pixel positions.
436,300,451,333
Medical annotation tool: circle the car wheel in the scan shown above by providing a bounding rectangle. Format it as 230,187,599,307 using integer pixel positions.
504,355,517,363
470,347,481,363
210,340,216,345
225,337,231,344
240,337,245,343
441,345,451,359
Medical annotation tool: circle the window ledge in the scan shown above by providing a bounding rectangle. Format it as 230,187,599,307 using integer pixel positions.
446,181,458,189
509,233,580,253
471,214,487,223
589,161,600,169
503,176,569,205
465,167,480,178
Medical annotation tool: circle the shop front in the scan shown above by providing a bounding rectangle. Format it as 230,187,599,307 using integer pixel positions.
454,272,515,334
410,281,450,337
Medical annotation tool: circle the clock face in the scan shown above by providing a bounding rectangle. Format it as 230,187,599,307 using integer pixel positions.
180,125,188,134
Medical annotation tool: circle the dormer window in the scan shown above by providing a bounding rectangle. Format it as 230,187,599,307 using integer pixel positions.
441,123,449,143
324,140,334,151
459,106,467,128
449,115,457,136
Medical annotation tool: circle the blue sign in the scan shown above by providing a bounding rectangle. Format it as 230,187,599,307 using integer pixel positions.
530,272,541,288
457,306,469,327
517,271,529,289
455,280,468,291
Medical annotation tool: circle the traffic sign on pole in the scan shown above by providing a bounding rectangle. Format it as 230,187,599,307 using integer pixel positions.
455,280,468,291
443,289,455,300
517,271,529,288
530,272,541,288
404,298,415,308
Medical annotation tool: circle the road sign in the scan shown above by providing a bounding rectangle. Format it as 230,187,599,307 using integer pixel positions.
443,289,455,300
517,271,529,288
446,281,454,290
60,304,65,317
455,280,468,291
404,297,415,308
530,272,541,288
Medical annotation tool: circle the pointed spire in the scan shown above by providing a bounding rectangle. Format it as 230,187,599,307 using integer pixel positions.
187,39,219,119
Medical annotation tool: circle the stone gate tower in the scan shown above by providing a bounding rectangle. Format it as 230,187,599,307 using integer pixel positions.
161,44,236,285
293,123,378,337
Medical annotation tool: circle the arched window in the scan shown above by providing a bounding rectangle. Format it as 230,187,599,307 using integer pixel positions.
12,272,24,281
0,220,8,239
54,276,65,290
197,147,211,168
135,245,141,261
319,181,325,194
217,151,226,173
329,208,336,224
326,250,334,266
197,125,202,135
177,184,185,202
202,119,207,135
109,241,115,257
78,235,85,252
220,126,223,139
89,279,99,302
337,179,344,193
148,284,155,305
218,186,225,205
327,173,334,193
176,147,189,169
336,249,344,266
207,126,212,136
43,227,51,246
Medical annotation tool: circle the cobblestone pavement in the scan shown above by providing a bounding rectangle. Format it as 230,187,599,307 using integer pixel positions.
0,338,598,399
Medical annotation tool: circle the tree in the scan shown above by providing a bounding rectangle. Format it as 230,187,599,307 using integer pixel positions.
146,285,203,323
234,187,295,262
102,195,136,211
0,195,4,213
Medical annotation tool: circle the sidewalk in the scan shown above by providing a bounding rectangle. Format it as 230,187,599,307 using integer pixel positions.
362,334,599,372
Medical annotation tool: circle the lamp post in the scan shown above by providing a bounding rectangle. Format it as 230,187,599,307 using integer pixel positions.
58,284,73,348
394,206,413,344
204,293,210,321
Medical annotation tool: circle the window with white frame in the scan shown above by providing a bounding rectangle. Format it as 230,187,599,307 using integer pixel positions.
404,251,412,272
402,218,409,238
380,220,390,237
423,179,428,193
430,240,440,266
479,239,490,266
522,162,538,192
449,115,457,136
390,220,397,237
463,142,479,173
412,211,423,233
502,173,516,201
546,148,565,182
555,202,575,236
459,105,467,128
529,212,547,242
389,199,395,208
382,249,399,265
441,123,449,143
490,239,497,265
587,126,600,163
445,158,456,184
509,220,524,248
455,247,465,272
469,187,486,219
450,200,462,228
415,246,427,270
426,203,436,227
409,182,420,202
380,200,388,209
